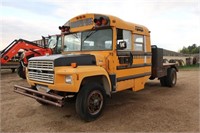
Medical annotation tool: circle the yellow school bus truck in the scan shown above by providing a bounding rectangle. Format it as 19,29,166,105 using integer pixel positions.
14,13,178,121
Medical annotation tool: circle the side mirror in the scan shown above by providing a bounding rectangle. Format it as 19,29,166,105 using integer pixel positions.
118,41,127,50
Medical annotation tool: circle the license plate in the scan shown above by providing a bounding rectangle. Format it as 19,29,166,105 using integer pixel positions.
36,85,50,93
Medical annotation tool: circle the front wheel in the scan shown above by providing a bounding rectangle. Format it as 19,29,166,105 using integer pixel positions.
75,83,106,122
17,62,26,79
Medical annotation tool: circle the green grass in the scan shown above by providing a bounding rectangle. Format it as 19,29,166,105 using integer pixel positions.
178,64,200,71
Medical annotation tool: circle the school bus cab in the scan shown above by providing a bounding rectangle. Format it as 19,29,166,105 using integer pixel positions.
14,13,178,121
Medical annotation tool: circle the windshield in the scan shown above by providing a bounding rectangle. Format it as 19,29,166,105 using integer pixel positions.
48,36,57,49
63,29,112,51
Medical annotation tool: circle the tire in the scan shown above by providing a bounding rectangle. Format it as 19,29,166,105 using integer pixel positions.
76,83,106,122
17,63,26,79
166,68,177,87
160,76,167,86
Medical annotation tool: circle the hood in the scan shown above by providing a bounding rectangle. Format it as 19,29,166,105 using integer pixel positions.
29,54,96,66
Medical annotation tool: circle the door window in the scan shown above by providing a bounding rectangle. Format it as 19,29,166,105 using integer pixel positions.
117,29,132,50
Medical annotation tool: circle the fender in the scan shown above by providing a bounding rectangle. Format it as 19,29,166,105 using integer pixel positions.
56,66,112,95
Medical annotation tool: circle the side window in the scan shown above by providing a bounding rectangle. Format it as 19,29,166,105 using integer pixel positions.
117,29,132,50
134,34,144,51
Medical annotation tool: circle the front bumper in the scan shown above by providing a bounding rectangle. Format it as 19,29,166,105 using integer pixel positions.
14,85,64,107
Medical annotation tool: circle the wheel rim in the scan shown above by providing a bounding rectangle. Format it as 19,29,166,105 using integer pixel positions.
87,90,103,115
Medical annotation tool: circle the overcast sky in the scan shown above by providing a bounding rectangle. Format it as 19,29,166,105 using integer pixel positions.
0,0,199,52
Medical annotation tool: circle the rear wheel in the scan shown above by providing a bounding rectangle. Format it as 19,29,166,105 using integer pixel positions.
160,76,167,86
76,83,106,122
166,68,177,87
160,68,177,87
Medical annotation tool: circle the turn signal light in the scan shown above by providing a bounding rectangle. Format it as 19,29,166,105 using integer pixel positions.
76,15,86,20
71,63,77,68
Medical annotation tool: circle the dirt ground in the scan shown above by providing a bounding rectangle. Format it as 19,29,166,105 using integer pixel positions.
0,69,199,132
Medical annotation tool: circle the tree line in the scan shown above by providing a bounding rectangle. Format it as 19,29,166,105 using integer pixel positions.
179,44,200,54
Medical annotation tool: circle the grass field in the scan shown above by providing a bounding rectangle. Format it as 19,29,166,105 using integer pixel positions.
178,64,200,71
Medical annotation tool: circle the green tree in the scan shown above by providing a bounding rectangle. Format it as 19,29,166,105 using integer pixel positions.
180,44,199,54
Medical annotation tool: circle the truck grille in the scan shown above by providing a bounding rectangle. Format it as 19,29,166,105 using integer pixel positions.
28,61,54,83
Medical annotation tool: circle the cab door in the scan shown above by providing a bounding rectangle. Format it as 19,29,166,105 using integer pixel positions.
114,28,151,92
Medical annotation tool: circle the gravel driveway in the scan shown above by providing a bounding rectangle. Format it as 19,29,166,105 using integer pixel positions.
0,70,199,132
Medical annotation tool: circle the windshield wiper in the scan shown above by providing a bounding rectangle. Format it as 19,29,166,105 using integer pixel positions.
82,30,97,42
72,33,80,41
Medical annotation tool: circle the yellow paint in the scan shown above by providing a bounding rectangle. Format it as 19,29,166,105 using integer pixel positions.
117,79,134,91
27,66,111,92
27,13,152,94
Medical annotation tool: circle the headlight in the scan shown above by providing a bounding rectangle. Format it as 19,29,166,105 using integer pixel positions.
65,75,72,84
